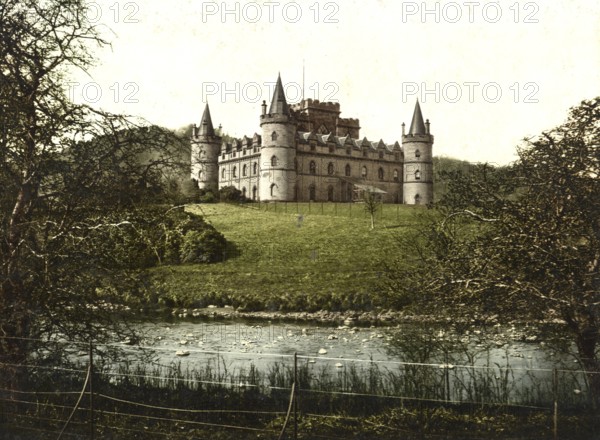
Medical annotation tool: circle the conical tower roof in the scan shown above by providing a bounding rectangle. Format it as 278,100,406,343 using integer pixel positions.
268,73,290,116
408,100,426,135
199,103,215,136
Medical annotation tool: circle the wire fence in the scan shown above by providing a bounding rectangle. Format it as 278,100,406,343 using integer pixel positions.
1,336,599,439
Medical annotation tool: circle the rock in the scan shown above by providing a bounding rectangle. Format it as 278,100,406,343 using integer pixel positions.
175,350,190,357
318,348,327,355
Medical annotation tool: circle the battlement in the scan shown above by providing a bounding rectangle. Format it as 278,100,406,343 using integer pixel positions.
337,117,360,127
290,98,341,113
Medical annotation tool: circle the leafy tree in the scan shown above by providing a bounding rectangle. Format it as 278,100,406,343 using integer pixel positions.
0,0,187,374
389,98,600,402
219,185,244,203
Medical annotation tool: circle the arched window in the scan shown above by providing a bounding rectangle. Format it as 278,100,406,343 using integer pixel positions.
242,164,247,176
242,187,247,198
415,149,421,158
345,164,351,177
361,166,367,178
414,193,421,204
327,185,334,202
271,155,278,167
327,162,334,175
378,167,384,180
271,131,278,141
221,168,226,179
253,162,258,174
252,186,257,200
309,161,316,175
270,183,276,197
393,169,399,181
232,166,237,178
309,184,316,201
415,170,421,180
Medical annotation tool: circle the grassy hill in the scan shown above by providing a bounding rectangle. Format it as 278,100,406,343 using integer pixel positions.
149,202,429,312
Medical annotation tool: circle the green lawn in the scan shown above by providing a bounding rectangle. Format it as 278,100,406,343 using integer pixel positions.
149,203,428,312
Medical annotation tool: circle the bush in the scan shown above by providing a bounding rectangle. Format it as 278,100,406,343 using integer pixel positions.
218,185,244,203
180,228,227,263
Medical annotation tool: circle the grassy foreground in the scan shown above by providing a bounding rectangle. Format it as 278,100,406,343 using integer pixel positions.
148,202,427,312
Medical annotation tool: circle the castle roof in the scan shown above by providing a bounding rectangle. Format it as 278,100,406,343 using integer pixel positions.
408,100,426,135
199,103,215,136
268,73,290,116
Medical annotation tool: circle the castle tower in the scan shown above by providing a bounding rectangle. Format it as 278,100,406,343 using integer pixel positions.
402,100,433,205
191,103,221,192
259,74,297,201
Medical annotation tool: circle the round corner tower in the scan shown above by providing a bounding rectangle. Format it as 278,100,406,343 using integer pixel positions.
259,74,297,201
402,100,433,205
191,103,221,193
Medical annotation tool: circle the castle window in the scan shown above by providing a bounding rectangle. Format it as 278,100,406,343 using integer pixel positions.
222,154,225,160
232,151,236,158
414,193,421,204
393,169,399,182
271,155,278,167
379,151,384,159
309,161,317,175
309,184,316,201
394,152,400,161
346,147,352,155
378,167,384,180
361,166,367,178
271,131,278,141
415,170,421,180
270,183,276,197
242,187,247,198
363,148,368,157
252,186,257,200
328,144,335,153
345,164,351,177
317,124,328,134
253,162,258,174
310,141,316,151
232,166,237,178
327,162,334,175
415,149,421,158
221,168,226,179
242,164,247,176
327,185,334,202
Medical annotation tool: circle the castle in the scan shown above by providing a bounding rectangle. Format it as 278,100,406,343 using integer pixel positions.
191,74,434,204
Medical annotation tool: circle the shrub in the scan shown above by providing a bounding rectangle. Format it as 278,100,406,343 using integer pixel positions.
218,185,244,203
180,229,227,263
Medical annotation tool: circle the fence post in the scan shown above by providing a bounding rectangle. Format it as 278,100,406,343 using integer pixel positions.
553,368,558,440
294,352,298,440
89,341,94,440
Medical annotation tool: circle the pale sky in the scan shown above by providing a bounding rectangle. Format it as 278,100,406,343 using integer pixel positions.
69,0,600,165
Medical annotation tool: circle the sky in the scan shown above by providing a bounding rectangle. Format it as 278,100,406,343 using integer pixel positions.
69,0,600,165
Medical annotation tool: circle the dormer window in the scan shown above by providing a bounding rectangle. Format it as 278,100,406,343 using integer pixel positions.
363,148,368,157
379,151,384,159
310,141,316,151
394,152,400,161
346,147,352,155
328,144,335,153
317,124,328,134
